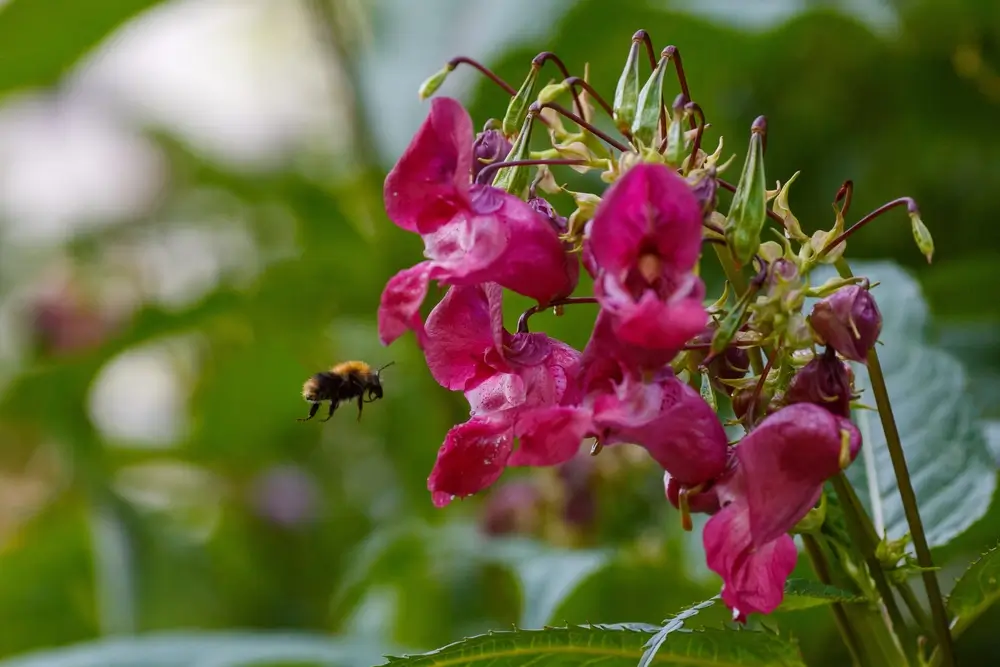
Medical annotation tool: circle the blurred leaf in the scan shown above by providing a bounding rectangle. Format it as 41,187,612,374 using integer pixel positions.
385,623,804,666
638,597,719,667
947,544,1000,641
0,0,166,97
0,632,393,667
775,580,863,613
833,261,999,548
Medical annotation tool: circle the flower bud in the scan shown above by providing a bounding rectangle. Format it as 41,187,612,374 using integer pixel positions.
909,209,934,264
708,345,750,395
630,52,668,147
784,347,852,418
688,167,718,217
731,385,774,423
724,116,768,266
502,65,540,137
471,126,512,184
809,284,882,364
664,94,687,166
418,64,452,100
528,196,568,234
493,112,534,198
612,36,641,135
480,481,542,537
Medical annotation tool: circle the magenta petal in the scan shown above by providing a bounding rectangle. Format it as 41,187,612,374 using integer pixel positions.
736,404,862,546
384,97,473,234
704,502,799,620
508,406,592,466
470,185,579,304
424,284,495,391
465,372,526,416
378,262,433,346
427,417,513,506
612,283,709,350
586,163,702,275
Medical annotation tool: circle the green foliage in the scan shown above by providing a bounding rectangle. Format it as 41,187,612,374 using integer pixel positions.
836,261,999,548
0,632,392,667
946,544,1000,640
385,624,804,667
776,581,863,613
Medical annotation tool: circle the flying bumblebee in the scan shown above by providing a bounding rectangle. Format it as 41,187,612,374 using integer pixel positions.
298,361,394,423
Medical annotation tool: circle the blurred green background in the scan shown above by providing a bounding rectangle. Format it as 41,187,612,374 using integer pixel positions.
0,0,998,665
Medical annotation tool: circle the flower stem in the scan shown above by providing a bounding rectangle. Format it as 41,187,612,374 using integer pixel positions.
530,101,631,153
717,178,787,226
563,77,617,130
517,296,598,333
632,31,667,139
834,258,955,666
475,158,588,186
709,243,764,375
803,534,866,666
821,198,919,258
532,52,585,120
446,56,517,95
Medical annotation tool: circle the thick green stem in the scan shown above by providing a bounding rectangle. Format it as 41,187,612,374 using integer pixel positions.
834,258,955,666
803,534,865,666
831,475,911,665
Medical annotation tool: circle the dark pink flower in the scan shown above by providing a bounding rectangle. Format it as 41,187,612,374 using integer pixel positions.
378,97,578,346
471,127,512,184
701,403,862,621
421,283,583,505
585,163,707,351
809,284,882,364
784,346,853,418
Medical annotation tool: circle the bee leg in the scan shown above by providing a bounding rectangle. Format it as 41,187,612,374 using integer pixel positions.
320,401,338,422
356,395,364,422
298,402,320,422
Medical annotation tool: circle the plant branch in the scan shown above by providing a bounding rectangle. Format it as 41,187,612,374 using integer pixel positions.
447,56,518,95
531,102,631,153
533,52,586,120
821,198,918,258
476,158,588,186
834,258,954,666
803,534,865,666
517,297,599,333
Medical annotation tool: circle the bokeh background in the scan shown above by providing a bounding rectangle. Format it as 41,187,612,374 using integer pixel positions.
0,0,998,665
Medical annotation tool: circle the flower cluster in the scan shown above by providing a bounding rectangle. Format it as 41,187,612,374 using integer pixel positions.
376,32,931,622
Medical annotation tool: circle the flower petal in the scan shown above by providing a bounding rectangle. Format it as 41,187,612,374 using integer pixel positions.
427,417,513,507
508,406,592,466
384,97,473,234
608,279,709,350
465,372,526,416
703,501,799,621
586,163,703,276
735,404,862,546
423,284,496,391
377,262,433,346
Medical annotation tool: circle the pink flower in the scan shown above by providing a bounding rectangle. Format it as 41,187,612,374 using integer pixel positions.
378,97,578,346
808,284,882,364
421,283,582,506
699,403,862,621
584,163,708,351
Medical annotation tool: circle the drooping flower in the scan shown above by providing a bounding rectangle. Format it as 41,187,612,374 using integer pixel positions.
584,162,708,351
808,284,882,364
698,403,862,621
378,97,578,346
420,282,582,506
784,346,853,418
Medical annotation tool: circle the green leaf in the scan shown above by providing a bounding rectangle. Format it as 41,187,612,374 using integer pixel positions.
0,0,167,97
827,261,999,549
385,624,805,667
776,580,863,612
0,632,393,667
638,598,720,667
946,544,1000,640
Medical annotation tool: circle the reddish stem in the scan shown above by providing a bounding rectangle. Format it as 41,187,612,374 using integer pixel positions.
746,342,777,428
447,56,517,95
476,157,588,186
663,46,697,130
820,197,919,258
531,101,631,153
533,52,586,121
835,180,854,218
633,32,667,144
687,101,707,159
563,76,618,131
517,297,599,333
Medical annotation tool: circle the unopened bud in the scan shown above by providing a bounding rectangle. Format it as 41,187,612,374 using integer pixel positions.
724,116,768,266
528,196,569,234
809,285,882,364
708,345,750,395
612,37,641,135
630,52,668,147
909,209,934,264
664,94,687,166
784,347,852,418
731,385,772,423
688,167,718,217
418,64,452,100
502,65,540,137
471,127,512,184
493,112,534,198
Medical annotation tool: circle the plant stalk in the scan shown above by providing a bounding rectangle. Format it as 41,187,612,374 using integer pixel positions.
803,534,865,666
834,258,955,666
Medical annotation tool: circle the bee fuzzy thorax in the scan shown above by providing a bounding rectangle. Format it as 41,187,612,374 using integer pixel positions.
330,360,373,377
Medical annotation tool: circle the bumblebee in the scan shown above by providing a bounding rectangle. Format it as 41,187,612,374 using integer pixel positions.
298,361,394,423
